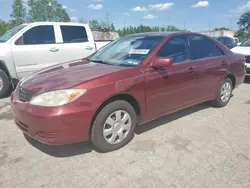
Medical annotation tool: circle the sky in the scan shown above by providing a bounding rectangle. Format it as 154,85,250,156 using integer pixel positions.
0,0,250,31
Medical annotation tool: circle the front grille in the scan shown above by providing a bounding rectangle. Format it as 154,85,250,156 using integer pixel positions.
18,87,34,102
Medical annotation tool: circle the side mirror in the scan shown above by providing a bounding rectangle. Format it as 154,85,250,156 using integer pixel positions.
152,57,173,68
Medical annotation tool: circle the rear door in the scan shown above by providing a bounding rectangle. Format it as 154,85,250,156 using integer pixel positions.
12,24,61,78
188,34,229,99
56,24,96,62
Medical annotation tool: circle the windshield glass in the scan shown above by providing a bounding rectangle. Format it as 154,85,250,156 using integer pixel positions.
0,24,27,43
240,38,250,47
89,35,163,66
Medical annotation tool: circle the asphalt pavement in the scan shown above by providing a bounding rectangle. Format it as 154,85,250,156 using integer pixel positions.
0,79,250,188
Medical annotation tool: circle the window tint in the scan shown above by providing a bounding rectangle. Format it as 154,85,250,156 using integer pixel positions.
60,26,88,43
157,35,191,64
190,35,224,59
22,25,55,45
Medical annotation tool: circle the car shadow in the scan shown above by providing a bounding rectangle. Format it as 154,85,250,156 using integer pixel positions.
134,102,210,135
25,102,210,157
24,134,93,158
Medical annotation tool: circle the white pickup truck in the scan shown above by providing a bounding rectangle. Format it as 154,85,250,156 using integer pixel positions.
0,22,115,97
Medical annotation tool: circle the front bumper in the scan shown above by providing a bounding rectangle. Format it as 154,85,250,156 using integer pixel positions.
10,91,93,145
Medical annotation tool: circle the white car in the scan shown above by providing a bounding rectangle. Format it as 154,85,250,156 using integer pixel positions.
231,39,250,77
0,22,116,97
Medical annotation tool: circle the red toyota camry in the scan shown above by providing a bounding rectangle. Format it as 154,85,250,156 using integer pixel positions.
11,32,246,152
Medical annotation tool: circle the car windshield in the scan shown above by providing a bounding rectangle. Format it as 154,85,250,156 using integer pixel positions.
89,35,163,66
0,24,27,43
240,38,250,47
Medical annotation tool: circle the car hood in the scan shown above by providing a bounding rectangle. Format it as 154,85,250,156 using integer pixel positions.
20,59,129,94
231,46,250,56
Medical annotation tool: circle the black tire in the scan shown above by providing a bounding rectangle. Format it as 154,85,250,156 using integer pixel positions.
91,100,137,152
211,78,233,108
0,70,11,98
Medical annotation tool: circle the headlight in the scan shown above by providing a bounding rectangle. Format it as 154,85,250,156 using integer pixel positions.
30,89,86,107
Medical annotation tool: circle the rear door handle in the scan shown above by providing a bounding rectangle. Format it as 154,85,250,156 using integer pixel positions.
49,47,59,52
85,46,94,50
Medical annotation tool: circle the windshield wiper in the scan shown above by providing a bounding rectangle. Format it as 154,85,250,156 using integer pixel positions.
90,59,113,65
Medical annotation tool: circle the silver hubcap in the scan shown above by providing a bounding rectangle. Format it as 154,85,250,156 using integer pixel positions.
103,110,132,144
0,77,3,91
221,82,231,103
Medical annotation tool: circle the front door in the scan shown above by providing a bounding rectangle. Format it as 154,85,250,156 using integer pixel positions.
145,35,198,120
12,25,61,78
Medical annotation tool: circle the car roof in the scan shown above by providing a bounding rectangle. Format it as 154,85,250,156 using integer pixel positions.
125,31,201,37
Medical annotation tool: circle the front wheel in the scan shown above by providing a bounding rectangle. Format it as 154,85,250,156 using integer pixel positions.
90,100,137,152
0,70,11,98
211,78,233,107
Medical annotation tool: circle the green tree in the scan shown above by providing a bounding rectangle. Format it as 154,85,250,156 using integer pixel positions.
27,0,70,22
0,19,8,36
78,17,88,24
10,0,26,27
213,27,230,31
89,20,101,28
111,23,115,31
166,25,180,31
237,11,250,31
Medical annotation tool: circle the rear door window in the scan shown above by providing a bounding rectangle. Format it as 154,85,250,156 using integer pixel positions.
60,26,88,43
189,35,224,60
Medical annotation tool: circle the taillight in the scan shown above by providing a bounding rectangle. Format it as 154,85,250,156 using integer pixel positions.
243,57,246,64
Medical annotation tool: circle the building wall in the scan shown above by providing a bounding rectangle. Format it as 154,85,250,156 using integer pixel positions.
199,30,235,38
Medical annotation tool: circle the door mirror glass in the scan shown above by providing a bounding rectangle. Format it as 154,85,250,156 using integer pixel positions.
152,57,173,68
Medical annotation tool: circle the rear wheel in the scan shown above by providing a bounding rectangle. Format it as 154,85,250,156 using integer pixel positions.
90,100,137,152
0,70,10,98
212,78,233,107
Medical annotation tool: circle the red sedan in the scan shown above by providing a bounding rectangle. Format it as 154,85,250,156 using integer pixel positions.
11,32,246,152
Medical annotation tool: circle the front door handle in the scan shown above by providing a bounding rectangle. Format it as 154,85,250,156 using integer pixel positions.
85,46,94,50
49,47,59,52
221,60,228,65
188,67,195,73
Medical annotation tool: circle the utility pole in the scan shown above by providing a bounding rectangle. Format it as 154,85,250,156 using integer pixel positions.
184,20,187,31
140,19,142,32
105,13,110,29
229,18,232,30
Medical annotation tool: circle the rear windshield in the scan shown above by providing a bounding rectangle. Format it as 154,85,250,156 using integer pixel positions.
240,38,250,47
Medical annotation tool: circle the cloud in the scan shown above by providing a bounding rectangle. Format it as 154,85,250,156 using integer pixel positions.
62,5,76,12
88,4,103,10
235,1,250,13
132,6,147,12
124,12,130,16
191,1,209,8
148,3,174,10
143,14,157,19
62,5,68,9
70,17,78,21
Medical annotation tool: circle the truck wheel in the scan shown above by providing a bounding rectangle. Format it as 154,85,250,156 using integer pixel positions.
0,70,11,98
211,78,233,107
91,100,137,152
